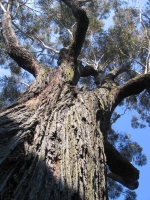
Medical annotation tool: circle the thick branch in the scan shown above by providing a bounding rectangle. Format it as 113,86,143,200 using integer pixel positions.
102,65,130,85
114,73,150,105
107,172,138,190
2,11,40,77
80,65,99,77
105,141,139,190
61,0,89,60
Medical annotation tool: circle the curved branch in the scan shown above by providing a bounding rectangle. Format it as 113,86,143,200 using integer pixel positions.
114,73,150,106
11,22,59,54
62,0,89,60
101,67,128,89
102,64,131,85
2,11,40,77
105,141,139,190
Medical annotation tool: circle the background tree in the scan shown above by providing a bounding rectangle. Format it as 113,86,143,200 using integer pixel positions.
0,0,149,199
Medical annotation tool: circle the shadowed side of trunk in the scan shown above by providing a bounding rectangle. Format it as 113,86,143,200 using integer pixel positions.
0,70,108,200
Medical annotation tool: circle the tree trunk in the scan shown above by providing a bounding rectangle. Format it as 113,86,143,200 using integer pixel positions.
0,1,143,199
0,68,109,200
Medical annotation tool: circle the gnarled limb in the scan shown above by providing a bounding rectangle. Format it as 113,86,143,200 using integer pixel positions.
1,11,40,77
114,73,150,105
61,0,89,60
102,64,131,86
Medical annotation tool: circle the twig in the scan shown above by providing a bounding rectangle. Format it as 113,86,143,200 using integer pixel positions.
111,108,128,124
119,48,145,68
34,35,59,54
12,2,20,19
12,21,34,41
0,2,6,12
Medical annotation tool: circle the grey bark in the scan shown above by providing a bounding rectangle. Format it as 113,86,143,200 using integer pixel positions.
1,0,150,199
0,71,108,200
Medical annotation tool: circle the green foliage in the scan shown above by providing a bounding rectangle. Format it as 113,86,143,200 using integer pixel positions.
108,113,147,199
0,76,21,108
124,190,137,200
123,91,150,129
108,178,123,199
108,128,147,167
108,178,137,200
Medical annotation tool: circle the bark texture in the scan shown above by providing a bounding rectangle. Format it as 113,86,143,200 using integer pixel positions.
0,70,109,200
1,0,149,199
0,65,143,199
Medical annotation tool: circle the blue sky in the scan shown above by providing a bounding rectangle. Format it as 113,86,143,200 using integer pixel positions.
114,110,150,200
108,0,149,199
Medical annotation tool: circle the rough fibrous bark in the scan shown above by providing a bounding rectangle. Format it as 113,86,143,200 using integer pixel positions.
0,71,108,199
1,0,150,199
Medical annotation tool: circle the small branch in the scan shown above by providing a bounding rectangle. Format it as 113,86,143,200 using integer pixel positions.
6,0,12,12
111,108,128,125
19,0,29,7
137,0,149,39
12,22,59,54
136,0,150,73
81,59,97,68
12,21,34,41
18,81,30,87
0,3,6,12
102,65,130,85
34,35,59,54
66,28,73,40
119,48,145,68
1,73,30,87
12,2,20,19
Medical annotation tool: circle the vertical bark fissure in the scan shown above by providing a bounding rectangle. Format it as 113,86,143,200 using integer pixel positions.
0,77,108,199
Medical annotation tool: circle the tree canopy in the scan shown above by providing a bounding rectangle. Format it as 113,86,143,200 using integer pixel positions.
0,0,150,199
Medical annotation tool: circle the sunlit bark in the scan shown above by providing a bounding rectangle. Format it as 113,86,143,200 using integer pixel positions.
1,0,150,199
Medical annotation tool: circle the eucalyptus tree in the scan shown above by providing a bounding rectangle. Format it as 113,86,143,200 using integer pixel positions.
0,0,149,199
